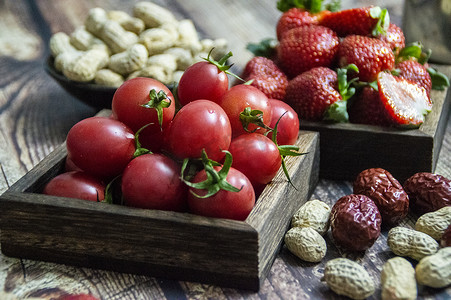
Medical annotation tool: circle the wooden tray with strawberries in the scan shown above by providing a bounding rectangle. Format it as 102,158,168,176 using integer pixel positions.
300,64,450,183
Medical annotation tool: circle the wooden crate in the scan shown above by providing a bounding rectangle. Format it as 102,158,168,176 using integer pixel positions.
0,130,319,291
300,65,451,183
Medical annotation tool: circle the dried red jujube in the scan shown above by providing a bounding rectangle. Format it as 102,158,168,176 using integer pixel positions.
330,194,382,252
403,172,451,215
353,168,409,226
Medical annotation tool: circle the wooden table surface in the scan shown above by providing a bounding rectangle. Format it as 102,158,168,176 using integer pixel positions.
0,0,450,299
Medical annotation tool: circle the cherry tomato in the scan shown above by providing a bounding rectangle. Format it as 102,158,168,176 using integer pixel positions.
111,77,175,151
177,59,229,106
66,117,135,179
43,171,105,201
121,154,187,212
187,166,255,220
218,84,272,137
165,99,232,162
267,99,300,145
228,133,282,190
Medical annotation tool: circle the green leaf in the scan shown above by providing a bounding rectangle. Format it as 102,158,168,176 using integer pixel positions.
323,99,349,122
371,7,390,37
428,67,451,90
246,38,278,58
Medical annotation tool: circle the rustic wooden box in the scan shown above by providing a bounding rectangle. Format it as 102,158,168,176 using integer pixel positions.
0,129,319,291
300,65,451,183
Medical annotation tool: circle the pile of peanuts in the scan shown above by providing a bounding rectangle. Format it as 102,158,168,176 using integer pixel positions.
49,1,228,87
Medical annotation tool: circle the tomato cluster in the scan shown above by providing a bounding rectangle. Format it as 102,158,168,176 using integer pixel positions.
43,51,301,221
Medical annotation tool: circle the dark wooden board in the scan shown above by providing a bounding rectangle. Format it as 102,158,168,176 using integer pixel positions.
300,65,451,183
0,124,320,291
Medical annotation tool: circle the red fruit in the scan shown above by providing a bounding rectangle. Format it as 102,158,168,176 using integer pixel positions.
377,23,405,54
338,35,395,82
403,172,451,215
396,60,432,97
277,25,339,78
377,71,432,126
284,67,341,121
330,194,382,252
353,168,409,227
320,6,389,37
276,7,329,40
241,56,289,100
348,85,394,126
267,99,300,145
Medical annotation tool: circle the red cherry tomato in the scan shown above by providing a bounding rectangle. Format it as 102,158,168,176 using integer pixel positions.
43,171,105,201
187,166,255,220
165,99,232,162
267,99,300,145
111,77,175,151
218,84,272,137
66,117,136,179
177,60,229,106
121,154,187,212
228,133,282,190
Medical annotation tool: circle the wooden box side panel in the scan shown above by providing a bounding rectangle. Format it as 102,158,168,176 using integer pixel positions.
0,193,260,289
246,131,320,281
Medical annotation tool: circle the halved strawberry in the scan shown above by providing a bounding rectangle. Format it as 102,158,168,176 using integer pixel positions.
378,71,432,127
338,35,395,82
277,24,339,78
319,6,389,37
240,56,289,100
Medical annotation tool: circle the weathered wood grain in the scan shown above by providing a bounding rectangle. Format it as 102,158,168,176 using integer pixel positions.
0,0,450,299
0,123,319,291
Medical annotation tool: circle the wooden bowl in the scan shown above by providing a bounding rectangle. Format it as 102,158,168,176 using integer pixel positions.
44,56,117,109
0,111,320,291
44,56,176,109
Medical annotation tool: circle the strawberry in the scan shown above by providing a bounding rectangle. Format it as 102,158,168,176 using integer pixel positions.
277,25,339,78
338,35,395,82
376,23,405,54
396,59,432,97
348,85,394,126
319,6,390,37
284,67,340,121
377,71,432,127
240,56,289,100
276,7,330,40
395,42,450,92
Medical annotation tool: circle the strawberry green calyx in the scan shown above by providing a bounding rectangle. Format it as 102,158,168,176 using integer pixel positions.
370,6,390,37
246,38,278,58
202,48,244,82
324,64,358,122
240,107,273,133
428,67,450,91
141,89,171,129
396,42,426,63
277,0,339,13
396,42,450,90
181,150,242,199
